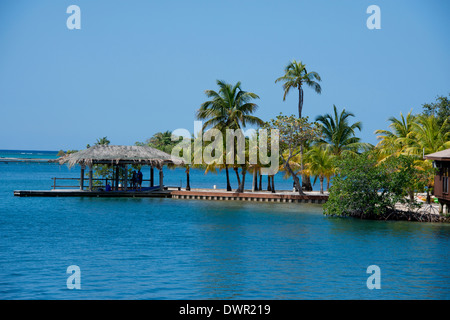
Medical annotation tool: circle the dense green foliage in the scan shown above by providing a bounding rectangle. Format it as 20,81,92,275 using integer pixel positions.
422,94,450,133
135,131,180,154
323,153,430,218
265,114,321,194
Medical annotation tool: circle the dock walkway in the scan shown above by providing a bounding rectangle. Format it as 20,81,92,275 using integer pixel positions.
13,189,173,198
14,188,329,203
172,189,328,203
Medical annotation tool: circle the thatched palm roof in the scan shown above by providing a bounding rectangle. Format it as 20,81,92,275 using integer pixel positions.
58,145,184,168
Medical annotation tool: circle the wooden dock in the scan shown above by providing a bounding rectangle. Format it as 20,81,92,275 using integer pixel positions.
13,189,173,198
171,189,328,203
13,188,328,203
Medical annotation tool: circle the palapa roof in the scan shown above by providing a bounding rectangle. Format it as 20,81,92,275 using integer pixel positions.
424,148,450,161
57,145,184,168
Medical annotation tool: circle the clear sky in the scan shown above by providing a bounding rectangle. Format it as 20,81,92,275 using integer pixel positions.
0,0,449,151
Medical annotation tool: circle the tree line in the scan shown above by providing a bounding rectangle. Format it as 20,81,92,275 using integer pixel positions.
59,59,449,219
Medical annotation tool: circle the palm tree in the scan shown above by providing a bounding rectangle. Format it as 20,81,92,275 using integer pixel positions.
196,80,264,191
305,146,335,194
374,110,415,160
275,60,322,118
197,80,263,131
316,105,369,156
405,114,450,156
275,60,322,191
375,113,448,204
148,131,175,153
95,136,110,146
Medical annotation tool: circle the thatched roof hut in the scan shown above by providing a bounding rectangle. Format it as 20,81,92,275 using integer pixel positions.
58,145,184,169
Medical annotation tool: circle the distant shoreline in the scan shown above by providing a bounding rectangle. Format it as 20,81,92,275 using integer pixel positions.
0,157,53,163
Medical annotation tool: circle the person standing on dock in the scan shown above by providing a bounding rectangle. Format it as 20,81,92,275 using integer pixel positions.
137,169,143,191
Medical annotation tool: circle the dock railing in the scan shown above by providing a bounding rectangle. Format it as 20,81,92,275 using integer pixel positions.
51,177,181,191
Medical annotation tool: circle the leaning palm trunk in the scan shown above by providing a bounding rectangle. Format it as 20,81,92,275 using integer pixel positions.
236,166,246,193
284,158,304,195
225,165,231,191
234,166,241,187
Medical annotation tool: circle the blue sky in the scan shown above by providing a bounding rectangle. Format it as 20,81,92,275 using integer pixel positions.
0,0,449,151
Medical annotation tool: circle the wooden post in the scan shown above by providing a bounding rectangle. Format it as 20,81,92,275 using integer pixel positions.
115,165,120,191
89,165,93,191
53,177,56,190
150,166,154,187
186,165,191,191
258,170,262,191
112,166,115,190
80,165,85,190
124,164,128,191
159,168,164,191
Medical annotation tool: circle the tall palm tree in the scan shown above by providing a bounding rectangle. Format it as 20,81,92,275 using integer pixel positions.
374,110,415,160
196,80,264,191
275,60,322,191
316,105,369,156
275,60,322,118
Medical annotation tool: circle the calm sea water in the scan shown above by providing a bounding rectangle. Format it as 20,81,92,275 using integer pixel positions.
0,151,449,299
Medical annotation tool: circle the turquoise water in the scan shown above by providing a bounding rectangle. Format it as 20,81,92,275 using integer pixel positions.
0,151,449,299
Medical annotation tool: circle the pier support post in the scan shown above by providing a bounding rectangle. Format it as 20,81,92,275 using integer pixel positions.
150,166,154,187
88,165,93,191
115,165,120,191
159,168,164,191
124,164,128,191
80,165,85,190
